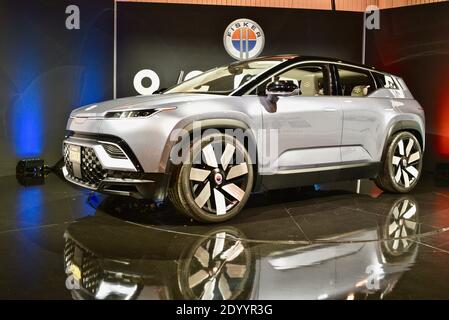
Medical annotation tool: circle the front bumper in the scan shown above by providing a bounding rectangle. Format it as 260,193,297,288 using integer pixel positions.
62,136,170,201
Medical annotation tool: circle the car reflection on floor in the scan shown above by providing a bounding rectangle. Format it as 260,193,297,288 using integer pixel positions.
63,194,420,300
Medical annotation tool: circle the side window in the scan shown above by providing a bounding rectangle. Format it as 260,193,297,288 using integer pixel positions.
372,72,399,90
276,65,330,96
251,65,330,96
337,66,375,97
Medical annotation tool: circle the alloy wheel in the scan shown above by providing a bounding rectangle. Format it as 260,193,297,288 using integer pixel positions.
181,231,251,300
390,137,421,189
189,140,250,216
383,197,419,256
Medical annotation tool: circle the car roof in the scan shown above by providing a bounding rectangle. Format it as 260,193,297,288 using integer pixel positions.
251,54,390,75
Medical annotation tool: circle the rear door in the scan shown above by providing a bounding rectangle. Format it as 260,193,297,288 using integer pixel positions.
331,64,384,163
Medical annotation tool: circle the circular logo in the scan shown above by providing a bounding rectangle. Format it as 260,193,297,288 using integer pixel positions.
223,18,265,60
214,172,223,185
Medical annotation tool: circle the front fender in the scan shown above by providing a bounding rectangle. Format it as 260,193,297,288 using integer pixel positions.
160,116,259,174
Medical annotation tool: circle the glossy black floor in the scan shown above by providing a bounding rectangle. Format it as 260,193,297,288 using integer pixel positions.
1,172,449,300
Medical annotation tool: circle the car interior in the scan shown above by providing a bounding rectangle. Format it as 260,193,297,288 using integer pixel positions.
278,66,326,96
337,67,375,97
251,64,392,98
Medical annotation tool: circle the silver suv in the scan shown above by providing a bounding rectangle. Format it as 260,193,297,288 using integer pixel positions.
63,55,425,223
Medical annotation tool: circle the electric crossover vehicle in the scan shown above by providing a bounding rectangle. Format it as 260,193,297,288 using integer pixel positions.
62,55,425,223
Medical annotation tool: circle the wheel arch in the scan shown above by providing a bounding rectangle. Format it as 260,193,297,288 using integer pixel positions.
383,120,425,158
162,118,261,190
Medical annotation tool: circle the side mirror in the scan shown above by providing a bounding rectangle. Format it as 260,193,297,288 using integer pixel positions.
266,80,299,96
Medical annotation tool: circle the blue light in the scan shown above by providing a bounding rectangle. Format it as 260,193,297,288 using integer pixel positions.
17,187,43,228
86,191,103,211
11,33,43,158
79,60,105,106
11,84,43,158
10,8,112,159
78,24,110,106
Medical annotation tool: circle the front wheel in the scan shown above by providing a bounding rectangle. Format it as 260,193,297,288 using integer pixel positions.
375,131,423,193
168,132,254,223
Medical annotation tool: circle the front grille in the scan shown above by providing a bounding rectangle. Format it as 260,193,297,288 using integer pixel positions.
63,144,108,188
63,144,74,176
64,237,75,271
81,249,103,295
64,237,104,296
80,147,108,186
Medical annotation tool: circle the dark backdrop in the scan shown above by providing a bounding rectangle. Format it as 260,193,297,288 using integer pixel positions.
0,0,113,176
117,3,364,97
2,1,447,176
366,2,449,171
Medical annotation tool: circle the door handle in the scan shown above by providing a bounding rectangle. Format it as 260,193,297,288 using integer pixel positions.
324,108,337,112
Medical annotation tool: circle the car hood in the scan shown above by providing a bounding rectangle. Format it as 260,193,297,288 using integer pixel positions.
70,93,226,118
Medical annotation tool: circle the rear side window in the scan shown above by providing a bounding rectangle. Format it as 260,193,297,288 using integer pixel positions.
372,72,399,90
336,65,375,97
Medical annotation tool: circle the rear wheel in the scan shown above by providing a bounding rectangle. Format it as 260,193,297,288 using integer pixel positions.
168,132,254,223
375,131,422,193
380,196,420,260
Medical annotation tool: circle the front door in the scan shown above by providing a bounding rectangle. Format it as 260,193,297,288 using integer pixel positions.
260,63,342,175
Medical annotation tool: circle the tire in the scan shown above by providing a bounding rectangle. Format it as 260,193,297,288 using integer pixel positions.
168,132,254,223
379,196,420,261
375,131,423,193
176,227,253,299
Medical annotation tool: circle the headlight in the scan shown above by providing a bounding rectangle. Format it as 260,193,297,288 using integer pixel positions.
105,107,176,119
105,109,155,118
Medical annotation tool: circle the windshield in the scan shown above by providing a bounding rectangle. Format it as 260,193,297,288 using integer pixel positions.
164,58,286,95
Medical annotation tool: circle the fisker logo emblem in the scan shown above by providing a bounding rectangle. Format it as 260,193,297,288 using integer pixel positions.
223,18,265,61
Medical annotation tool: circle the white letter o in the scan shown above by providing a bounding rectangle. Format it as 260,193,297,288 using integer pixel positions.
133,69,160,95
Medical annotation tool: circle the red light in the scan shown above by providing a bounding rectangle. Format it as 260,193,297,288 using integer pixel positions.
436,69,449,157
